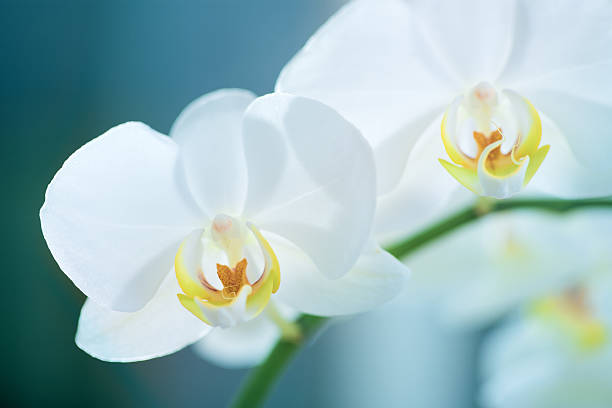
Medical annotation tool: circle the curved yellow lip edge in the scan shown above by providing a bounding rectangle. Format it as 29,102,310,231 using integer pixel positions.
531,297,608,351
439,159,480,194
508,93,549,186
513,95,542,159
175,223,281,326
177,293,215,326
523,145,550,186
478,140,524,180
175,240,212,299
441,99,473,168
247,223,280,294
177,285,253,327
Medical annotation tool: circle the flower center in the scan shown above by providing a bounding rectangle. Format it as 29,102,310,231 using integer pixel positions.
531,287,607,351
439,82,550,198
174,214,280,328
216,259,248,299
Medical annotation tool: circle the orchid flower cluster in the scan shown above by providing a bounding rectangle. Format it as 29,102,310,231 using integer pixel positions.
41,0,612,400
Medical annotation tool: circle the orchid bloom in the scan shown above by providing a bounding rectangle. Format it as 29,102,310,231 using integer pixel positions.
277,0,612,241
481,273,612,408
40,89,405,362
406,211,612,328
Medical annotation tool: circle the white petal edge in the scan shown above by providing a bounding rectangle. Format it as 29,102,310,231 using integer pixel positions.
242,93,376,279
477,141,529,199
269,234,407,316
76,271,211,362
169,89,256,217
41,122,205,312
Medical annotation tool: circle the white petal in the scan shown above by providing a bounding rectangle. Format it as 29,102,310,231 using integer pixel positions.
519,66,612,176
498,0,612,87
40,122,205,312
242,94,376,279
270,235,406,316
76,272,210,362
191,302,297,368
276,0,454,193
170,89,256,216
527,114,612,198
410,0,516,84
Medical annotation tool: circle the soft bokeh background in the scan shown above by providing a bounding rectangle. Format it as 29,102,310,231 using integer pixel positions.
2,1,477,406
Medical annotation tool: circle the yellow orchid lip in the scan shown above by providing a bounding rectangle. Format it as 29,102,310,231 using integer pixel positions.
175,219,280,327
531,288,607,351
439,84,550,198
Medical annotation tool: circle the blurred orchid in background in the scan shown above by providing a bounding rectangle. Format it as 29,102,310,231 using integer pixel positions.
277,0,612,242
407,210,612,328
40,89,406,363
481,270,612,408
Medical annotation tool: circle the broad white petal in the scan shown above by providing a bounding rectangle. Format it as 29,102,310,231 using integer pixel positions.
527,114,612,198
270,235,406,316
242,94,376,279
498,0,612,87
276,0,454,193
170,89,256,216
76,272,210,362
519,66,612,176
191,302,297,368
41,122,205,312
411,0,516,84
374,118,468,244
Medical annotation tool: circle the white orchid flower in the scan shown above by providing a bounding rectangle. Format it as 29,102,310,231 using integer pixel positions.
481,273,612,408
406,211,612,328
277,0,612,241
40,89,406,363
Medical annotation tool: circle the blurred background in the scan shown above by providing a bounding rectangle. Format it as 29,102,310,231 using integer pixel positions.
1,1,481,407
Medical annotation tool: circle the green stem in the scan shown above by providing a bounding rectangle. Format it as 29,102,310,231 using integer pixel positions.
386,196,612,258
230,196,612,407
229,315,327,408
